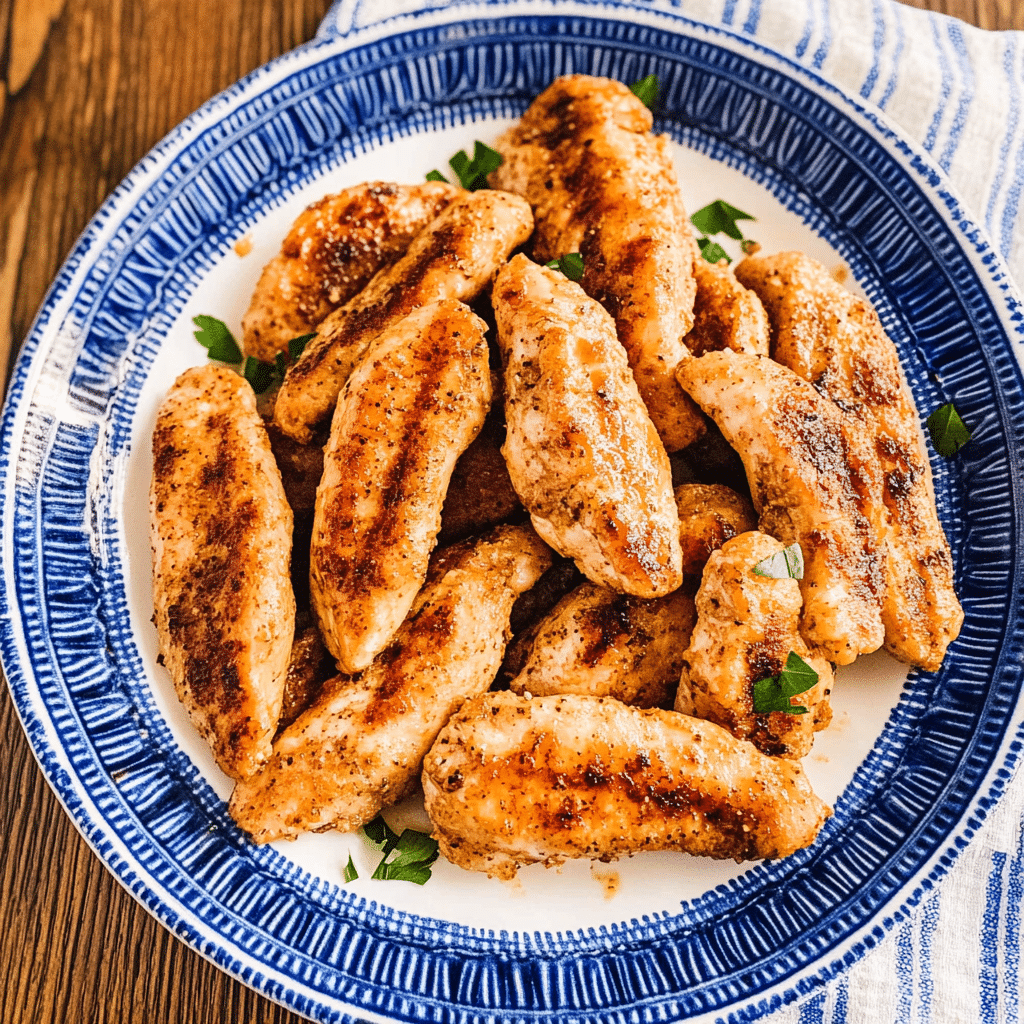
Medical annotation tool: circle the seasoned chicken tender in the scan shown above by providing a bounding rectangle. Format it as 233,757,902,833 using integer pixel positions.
677,351,886,664
674,483,757,580
242,181,459,361
675,532,834,759
274,189,533,442
494,253,683,598
507,582,695,709
490,75,704,450
150,365,295,780
736,251,963,671
423,692,831,878
229,526,553,843
687,257,770,357
311,298,492,673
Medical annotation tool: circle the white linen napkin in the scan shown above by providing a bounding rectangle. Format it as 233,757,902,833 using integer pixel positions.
318,2,1024,1020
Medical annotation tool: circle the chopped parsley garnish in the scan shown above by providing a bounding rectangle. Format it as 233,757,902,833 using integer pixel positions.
544,252,585,281
696,237,731,266
362,814,440,885
288,333,316,361
243,356,275,394
752,543,804,579
629,74,659,108
926,402,972,457
752,651,819,716
193,314,242,363
427,141,504,191
691,199,756,241
343,854,359,883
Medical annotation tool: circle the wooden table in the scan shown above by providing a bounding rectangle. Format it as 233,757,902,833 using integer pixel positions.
0,1,1019,1021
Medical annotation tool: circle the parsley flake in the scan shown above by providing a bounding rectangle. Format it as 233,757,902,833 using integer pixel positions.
363,815,440,885
288,332,316,361
193,315,242,363
544,252,585,281
752,652,819,716
629,74,659,108
691,199,756,241
444,141,504,191
425,169,449,183
926,402,972,457
243,356,274,395
752,543,804,580
343,854,359,883
696,237,731,266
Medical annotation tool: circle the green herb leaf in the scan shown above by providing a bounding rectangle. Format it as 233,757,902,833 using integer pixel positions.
691,199,756,241
740,239,761,256
425,169,449,183
629,74,659,108
369,827,440,885
926,402,972,457
343,854,359,883
752,543,805,580
752,651,819,716
243,356,275,395
193,315,242,363
696,237,731,265
544,252,585,281
363,814,401,855
288,333,316,361
447,141,504,191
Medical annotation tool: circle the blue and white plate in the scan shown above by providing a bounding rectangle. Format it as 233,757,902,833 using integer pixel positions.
3,3,1023,1022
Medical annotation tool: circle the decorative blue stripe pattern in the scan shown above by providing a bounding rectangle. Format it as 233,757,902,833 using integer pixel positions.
1,4,1024,1024
981,852,1006,1024
938,21,974,173
877,4,905,111
923,16,953,154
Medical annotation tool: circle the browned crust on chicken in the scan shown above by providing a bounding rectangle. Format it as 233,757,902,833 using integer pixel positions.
674,483,758,580
675,532,834,759
494,252,683,598
507,582,694,708
677,350,886,664
735,251,963,671
150,365,295,779
242,181,460,361
273,189,533,442
423,692,831,878
277,625,333,736
687,257,770,358
490,75,705,450
229,526,553,842
310,298,493,673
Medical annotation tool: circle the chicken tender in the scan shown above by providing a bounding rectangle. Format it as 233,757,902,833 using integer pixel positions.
736,251,963,671
677,350,886,664
311,299,492,673
494,253,683,598
242,181,459,361
490,75,704,450
687,257,770,357
674,482,757,580
675,532,834,759
274,189,533,442
229,526,553,842
423,692,831,878
150,365,295,779
507,583,695,709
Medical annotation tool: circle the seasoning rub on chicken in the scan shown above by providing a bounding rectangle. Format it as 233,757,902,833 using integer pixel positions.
274,189,533,442
150,365,295,780
494,252,683,598
423,692,831,879
229,526,552,843
311,298,493,674
490,75,705,451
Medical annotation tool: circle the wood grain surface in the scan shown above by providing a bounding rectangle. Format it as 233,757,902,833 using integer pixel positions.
0,2,1017,1022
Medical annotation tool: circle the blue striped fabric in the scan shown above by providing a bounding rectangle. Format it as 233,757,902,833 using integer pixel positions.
314,2,1024,1020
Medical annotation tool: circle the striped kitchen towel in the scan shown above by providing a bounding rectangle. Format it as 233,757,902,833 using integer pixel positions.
318,1,1024,1020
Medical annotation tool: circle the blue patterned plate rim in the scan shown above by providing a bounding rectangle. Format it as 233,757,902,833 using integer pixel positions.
1,4,1022,1023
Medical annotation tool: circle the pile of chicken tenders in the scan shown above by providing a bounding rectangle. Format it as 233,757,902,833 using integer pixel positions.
150,74,964,880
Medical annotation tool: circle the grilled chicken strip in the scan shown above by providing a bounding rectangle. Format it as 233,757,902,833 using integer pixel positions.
490,75,704,450
423,692,831,878
494,253,683,598
150,365,295,780
242,181,459,362
736,251,963,671
507,583,695,709
687,257,770,358
274,189,533,442
229,526,553,843
311,298,492,673
675,532,834,759
675,483,757,580
677,350,885,664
